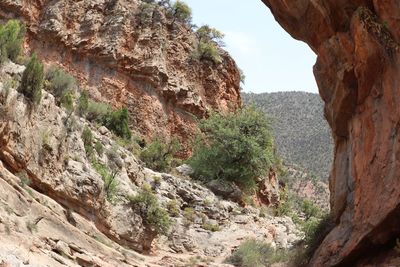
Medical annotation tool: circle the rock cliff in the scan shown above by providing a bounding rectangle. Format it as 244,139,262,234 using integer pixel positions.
262,0,400,266
0,61,301,266
0,0,241,155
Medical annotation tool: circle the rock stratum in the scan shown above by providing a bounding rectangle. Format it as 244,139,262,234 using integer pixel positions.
0,0,241,156
262,0,400,266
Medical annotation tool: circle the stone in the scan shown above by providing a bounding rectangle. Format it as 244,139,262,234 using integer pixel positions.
263,0,400,265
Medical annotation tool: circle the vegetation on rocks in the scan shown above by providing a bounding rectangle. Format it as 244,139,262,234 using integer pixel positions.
45,66,76,102
242,92,333,180
0,20,25,64
20,54,44,106
188,106,276,192
226,239,287,267
129,185,171,235
140,137,180,172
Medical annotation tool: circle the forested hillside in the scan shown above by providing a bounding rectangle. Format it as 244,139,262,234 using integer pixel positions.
242,92,333,180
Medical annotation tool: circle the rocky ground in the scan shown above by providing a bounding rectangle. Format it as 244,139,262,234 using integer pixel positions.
0,61,302,266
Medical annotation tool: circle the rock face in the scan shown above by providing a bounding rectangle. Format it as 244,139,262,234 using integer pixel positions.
0,0,241,155
262,0,400,266
0,61,301,266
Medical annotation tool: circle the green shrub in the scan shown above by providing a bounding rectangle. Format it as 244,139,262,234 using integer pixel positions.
202,221,220,232
183,207,196,222
92,161,119,203
45,66,76,101
226,239,286,267
188,106,276,192
172,0,192,24
20,54,44,105
95,141,104,156
140,137,180,172
301,199,321,220
77,91,89,116
102,107,131,139
130,185,171,235
196,42,222,64
86,100,112,122
0,20,25,64
291,214,334,266
196,25,225,46
61,90,74,115
82,126,94,158
166,199,180,217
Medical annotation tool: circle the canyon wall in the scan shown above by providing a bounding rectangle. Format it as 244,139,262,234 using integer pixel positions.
262,0,400,266
0,0,241,155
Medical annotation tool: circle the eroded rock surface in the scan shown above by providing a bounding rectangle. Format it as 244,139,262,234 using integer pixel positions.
0,62,301,266
263,0,400,266
0,0,241,156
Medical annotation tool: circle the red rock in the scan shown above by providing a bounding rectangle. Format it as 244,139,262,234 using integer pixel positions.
263,0,400,266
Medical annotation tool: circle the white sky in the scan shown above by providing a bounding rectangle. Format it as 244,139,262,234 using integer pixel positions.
184,0,318,93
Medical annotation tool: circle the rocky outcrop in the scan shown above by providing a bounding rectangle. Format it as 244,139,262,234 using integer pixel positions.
0,0,241,156
0,61,300,266
262,0,400,266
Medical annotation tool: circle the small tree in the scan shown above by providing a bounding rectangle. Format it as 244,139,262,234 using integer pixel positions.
102,107,131,139
140,137,180,172
0,20,25,64
20,54,44,105
45,66,76,101
172,0,192,24
188,106,276,192
77,91,89,116
196,25,225,46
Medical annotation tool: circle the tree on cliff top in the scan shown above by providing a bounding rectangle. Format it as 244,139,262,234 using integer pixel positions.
188,106,276,192
172,0,192,24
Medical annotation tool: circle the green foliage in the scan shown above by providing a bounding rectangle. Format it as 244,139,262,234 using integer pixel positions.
172,0,192,24
95,141,104,156
77,91,89,116
188,106,276,192
86,100,112,122
92,161,119,203
193,25,225,64
130,185,171,235
226,239,287,267
166,199,180,217
61,90,74,114
45,66,76,102
242,92,333,181
183,207,196,222
291,214,334,266
0,20,25,64
196,25,225,46
201,221,220,232
140,137,180,172
20,54,44,105
301,199,321,220
82,126,94,158
102,107,131,139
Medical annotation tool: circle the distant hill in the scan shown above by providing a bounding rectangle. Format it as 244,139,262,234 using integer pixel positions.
242,91,333,180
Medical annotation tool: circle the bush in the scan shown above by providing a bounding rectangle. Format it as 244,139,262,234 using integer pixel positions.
102,107,131,139
140,137,180,172
82,126,94,158
188,106,276,192
77,91,89,116
196,42,222,64
172,0,192,24
226,239,286,267
20,54,44,105
86,100,112,122
92,160,119,203
301,199,321,220
45,66,76,101
193,25,225,64
291,214,334,266
130,185,171,235
0,20,25,64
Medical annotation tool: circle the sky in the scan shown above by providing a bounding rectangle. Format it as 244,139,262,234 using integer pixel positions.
184,0,318,94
